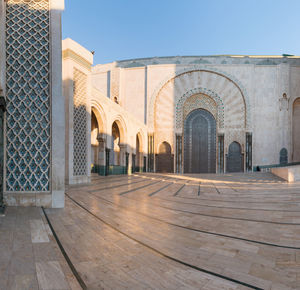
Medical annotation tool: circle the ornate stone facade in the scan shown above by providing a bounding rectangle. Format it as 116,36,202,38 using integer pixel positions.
183,94,218,127
2,1,300,208
90,53,300,173
73,69,88,176
0,0,65,207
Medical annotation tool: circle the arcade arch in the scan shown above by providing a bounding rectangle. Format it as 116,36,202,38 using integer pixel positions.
90,106,106,173
112,121,121,166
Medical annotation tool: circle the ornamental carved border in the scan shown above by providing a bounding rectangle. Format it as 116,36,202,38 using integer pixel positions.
148,66,251,131
177,89,224,129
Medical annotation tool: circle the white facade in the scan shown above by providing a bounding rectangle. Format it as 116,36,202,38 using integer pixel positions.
87,54,300,173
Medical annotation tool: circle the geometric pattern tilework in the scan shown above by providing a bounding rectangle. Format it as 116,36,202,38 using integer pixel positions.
176,87,224,129
110,69,120,103
73,69,87,176
183,94,218,127
149,67,250,130
5,0,50,191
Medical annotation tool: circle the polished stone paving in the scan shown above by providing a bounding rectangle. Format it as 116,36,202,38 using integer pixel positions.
1,172,300,289
0,207,80,290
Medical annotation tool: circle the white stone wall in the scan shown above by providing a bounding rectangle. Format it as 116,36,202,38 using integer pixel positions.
63,39,148,183
63,38,92,184
92,55,300,169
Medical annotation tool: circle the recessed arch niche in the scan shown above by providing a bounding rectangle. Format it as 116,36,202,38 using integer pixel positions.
156,142,173,173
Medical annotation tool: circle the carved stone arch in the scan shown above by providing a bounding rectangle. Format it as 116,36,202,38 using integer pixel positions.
149,66,250,131
90,101,108,173
91,101,106,135
111,115,127,145
136,130,144,151
178,89,224,129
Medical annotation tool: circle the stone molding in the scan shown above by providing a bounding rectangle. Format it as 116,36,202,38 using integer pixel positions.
177,90,224,130
148,66,251,131
63,49,92,71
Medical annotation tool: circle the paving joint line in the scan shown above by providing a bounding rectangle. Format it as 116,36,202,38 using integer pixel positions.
65,194,262,290
89,179,146,192
119,180,162,195
148,182,173,197
78,191,300,247
42,207,87,290
173,184,185,196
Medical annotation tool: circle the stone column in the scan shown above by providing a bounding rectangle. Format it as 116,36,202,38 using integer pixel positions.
175,134,182,173
119,144,127,167
97,137,106,166
50,0,65,208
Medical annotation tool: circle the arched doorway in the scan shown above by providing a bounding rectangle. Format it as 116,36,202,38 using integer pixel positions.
226,142,243,173
91,110,99,172
280,148,288,165
156,142,173,173
184,109,216,173
91,107,106,175
293,98,300,162
112,121,121,166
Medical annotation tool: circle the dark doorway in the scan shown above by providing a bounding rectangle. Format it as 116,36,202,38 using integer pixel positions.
184,109,216,173
105,149,110,176
132,154,136,173
280,148,288,165
226,142,243,173
156,142,173,173
125,152,129,174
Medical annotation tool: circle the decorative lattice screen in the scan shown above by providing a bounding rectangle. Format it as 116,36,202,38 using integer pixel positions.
6,0,51,192
73,69,87,176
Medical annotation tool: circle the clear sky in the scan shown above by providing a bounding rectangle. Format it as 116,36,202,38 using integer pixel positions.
62,0,300,65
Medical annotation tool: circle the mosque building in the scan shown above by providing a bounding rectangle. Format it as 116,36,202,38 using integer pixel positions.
1,0,300,208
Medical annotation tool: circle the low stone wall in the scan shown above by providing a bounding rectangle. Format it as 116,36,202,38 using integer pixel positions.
271,165,300,182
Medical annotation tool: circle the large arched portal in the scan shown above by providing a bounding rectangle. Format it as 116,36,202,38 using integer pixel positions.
293,98,300,162
184,109,216,173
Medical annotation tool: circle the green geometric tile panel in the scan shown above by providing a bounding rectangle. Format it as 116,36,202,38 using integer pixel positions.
5,0,50,191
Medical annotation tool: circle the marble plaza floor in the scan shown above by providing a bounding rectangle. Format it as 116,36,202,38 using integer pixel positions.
1,172,300,289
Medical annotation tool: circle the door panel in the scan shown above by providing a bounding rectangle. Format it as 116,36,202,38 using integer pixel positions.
184,109,216,173
156,142,173,173
227,142,243,173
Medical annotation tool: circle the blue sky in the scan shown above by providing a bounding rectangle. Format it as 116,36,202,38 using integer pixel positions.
62,0,300,64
